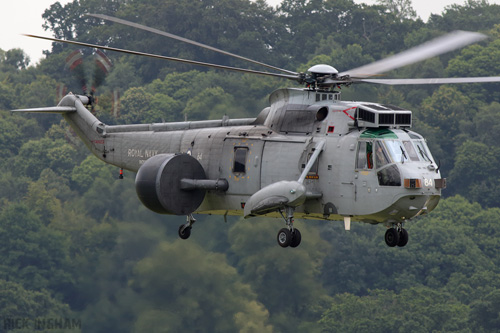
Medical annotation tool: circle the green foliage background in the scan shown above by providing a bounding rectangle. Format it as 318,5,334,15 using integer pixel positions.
2,0,500,332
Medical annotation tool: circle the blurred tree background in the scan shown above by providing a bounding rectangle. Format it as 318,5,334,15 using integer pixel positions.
2,0,500,331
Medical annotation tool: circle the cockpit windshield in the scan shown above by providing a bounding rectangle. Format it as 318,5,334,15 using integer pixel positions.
376,139,434,165
403,141,419,161
355,129,435,187
384,140,409,164
356,136,435,172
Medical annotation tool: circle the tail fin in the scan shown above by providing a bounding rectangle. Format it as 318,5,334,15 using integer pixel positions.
12,106,77,114
12,93,106,149
12,94,91,114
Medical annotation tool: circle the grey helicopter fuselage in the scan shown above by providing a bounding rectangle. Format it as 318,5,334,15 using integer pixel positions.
52,87,444,229
19,23,497,248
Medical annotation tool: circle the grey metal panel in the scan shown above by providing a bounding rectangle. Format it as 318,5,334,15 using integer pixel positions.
191,128,219,175
209,129,229,180
280,109,316,134
261,140,305,188
331,133,357,215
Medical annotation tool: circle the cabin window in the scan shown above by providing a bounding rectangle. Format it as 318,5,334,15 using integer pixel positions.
356,141,373,169
233,147,248,174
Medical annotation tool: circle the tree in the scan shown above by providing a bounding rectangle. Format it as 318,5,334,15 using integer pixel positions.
71,155,114,193
0,80,15,110
229,219,332,331
472,102,500,147
0,112,41,159
183,86,245,120
319,287,468,332
0,280,72,332
448,141,500,207
429,0,500,32
469,289,500,332
131,240,273,332
117,87,154,123
1,48,30,70
377,0,417,20
17,75,58,109
12,138,79,180
25,174,63,225
415,85,474,176
0,204,73,295
445,30,500,104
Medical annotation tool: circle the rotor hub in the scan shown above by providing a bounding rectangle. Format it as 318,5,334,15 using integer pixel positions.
307,64,338,76
304,64,341,90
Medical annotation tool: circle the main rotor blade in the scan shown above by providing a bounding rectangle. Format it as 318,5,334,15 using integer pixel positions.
340,31,487,77
24,34,299,81
358,77,500,85
88,13,298,76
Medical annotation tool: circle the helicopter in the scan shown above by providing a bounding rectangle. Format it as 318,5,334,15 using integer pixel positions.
14,14,500,248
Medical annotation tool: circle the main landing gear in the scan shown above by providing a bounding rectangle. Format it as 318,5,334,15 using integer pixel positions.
385,223,408,247
178,214,196,240
277,207,302,248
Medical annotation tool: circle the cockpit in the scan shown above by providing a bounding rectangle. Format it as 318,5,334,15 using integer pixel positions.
355,129,436,187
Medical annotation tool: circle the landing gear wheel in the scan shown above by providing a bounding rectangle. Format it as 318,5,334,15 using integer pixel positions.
290,228,302,248
178,214,196,240
385,228,400,247
178,225,192,240
277,228,292,248
398,228,409,247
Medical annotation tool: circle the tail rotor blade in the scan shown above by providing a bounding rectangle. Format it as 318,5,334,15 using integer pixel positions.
65,49,87,93
92,49,113,91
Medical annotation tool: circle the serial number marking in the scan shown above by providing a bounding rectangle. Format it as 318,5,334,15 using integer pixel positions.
424,178,434,187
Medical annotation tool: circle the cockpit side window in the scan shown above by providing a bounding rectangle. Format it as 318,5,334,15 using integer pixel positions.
414,140,432,162
375,141,390,169
377,165,402,186
356,141,373,169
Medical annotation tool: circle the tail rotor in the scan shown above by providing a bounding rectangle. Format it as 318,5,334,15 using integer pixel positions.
64,48,118,115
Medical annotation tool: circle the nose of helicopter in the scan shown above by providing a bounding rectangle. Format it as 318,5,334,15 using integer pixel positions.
383,163,444,223
389,194,441,221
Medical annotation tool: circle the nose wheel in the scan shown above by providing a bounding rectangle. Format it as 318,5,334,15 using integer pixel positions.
277,207,302,248
385,223,408,247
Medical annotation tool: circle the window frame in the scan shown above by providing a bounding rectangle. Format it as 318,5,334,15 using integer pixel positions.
356,141,374,170
232,147,249,174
